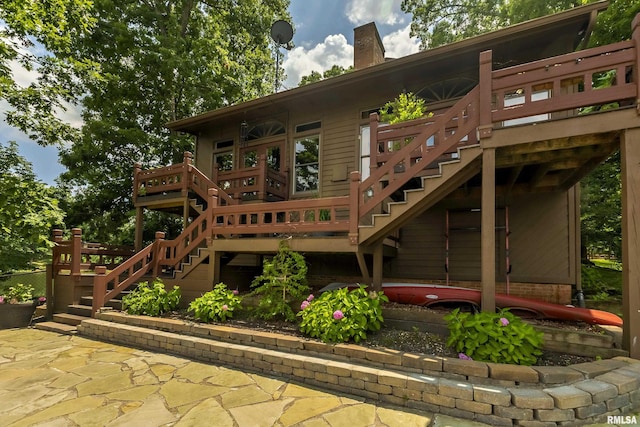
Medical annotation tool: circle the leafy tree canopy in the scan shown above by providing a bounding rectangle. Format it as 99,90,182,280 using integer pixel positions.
0,0,96,146
56,0,290,243
0,142,65,273
299,65,353,86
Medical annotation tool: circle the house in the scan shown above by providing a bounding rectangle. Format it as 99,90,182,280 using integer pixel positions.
50,1,640,358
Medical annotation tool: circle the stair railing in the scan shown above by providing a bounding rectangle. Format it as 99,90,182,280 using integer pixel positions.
92,231,166,315
157,188,217,271
358,87,480,220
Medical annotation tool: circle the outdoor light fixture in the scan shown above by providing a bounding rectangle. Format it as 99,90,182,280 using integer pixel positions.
240,120,249,143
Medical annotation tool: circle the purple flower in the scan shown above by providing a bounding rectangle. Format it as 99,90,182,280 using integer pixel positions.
458,353,473,361
222,304,228,311
333,310,344,320
300,300,310,310
39,296,47,303
232,289,239,295
307,294,314,302
499,317,509,326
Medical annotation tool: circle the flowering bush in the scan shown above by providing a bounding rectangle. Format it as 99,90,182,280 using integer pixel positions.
445,308,543,365
298,286,388,343
189,283,242,322
121,279,181,316
0,283,36,304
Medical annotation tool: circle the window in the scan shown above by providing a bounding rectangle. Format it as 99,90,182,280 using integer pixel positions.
360,126,370,180
213,140,233,172
294,135,319,193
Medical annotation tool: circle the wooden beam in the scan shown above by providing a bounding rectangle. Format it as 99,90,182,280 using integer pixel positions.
505,165,523,194
372,244,383,292
560,153,613,191
495,132,619,157
529,163,551,189
481,148,496,312
621,127,640,359
496,142,618,168
355,250,371,284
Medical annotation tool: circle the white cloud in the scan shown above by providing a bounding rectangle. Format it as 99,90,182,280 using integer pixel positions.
382,24,420,59
283,34,353,89
345,0,404,26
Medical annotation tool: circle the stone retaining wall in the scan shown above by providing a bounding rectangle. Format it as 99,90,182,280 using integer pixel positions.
79,312,640,426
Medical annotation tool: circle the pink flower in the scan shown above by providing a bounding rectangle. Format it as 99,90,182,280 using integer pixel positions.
0,296,4,304
458,353,473,361
222,305,228,311
307,294,314,302
39,296,46,303
333,310,344,320
499,317,509,326
300,300,310,310
232,290,239,295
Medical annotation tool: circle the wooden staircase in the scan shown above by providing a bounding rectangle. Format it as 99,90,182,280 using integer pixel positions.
359,144,482,245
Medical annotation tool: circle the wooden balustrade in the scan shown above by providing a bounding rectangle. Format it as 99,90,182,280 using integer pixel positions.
360,87,480,220
490,39,637,123
212,196,351,237
214,154,288,201
92,231,166,315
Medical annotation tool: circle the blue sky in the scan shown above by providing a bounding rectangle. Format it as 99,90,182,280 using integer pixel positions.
3,0,418,185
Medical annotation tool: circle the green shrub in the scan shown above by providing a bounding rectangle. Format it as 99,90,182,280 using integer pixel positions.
121,279,181,316
444,308,543,365
189,283,241,322
251,241,309,322
1,283,34,303
298,286,389,343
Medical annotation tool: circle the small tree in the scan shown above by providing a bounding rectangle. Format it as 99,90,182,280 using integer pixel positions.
250,241,309,322
380,92,430,124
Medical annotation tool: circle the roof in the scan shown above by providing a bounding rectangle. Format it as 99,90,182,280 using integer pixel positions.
168,1,608,134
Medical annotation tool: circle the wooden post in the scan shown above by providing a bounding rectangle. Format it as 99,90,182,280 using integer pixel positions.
478,50,493,139
152,231,166,278
621,127,640,359
207,188,217,245
135,206,144,251
349,171,361,245
71,228,82,281
45,264,53,320
372,243,383,292
481,148,496,312
182,151,192,197
257,154,267,201
208,250,222,287
633,14,640,115
92,266,107,317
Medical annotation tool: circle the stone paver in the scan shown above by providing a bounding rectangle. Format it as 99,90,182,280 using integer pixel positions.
0,329,434,426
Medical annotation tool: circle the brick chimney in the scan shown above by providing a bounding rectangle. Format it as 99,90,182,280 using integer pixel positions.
354,22,385,70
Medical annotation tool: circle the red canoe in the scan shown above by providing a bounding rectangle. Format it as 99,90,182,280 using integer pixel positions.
320,283,623,327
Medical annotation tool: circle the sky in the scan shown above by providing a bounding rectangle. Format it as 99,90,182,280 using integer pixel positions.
2,0,419,185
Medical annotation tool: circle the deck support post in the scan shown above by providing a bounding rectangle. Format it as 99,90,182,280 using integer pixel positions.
481,148,496,312
208,250,221,287
135,206,144,251
355,250,370,284
621,127,640,359
372,243,383,292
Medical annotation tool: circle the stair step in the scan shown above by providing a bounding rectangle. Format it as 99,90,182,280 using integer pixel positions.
35,321,78,335
53,313,87,326
67,304,93,317
80,296,122,310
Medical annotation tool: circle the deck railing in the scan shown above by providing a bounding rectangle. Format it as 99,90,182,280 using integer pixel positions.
134,151,235,206
213,154,288,201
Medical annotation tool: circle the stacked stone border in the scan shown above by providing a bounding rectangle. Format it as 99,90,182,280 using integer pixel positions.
78,312,640,426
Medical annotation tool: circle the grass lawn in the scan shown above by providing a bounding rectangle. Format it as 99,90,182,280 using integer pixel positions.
582,258,623,316
0,270,47,296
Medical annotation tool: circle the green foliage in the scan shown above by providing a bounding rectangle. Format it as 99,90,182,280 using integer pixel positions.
380,92,430,125
298,286,389,343
581,264,622,297
1,283,34,303
251,241,309,322
58,0,290,242
121,279,181,317
0,142,65,273
445,308,544,365
0,0,96,146
189,283,242,322
590,0,640,47
401,0,591,49
299,65,354,86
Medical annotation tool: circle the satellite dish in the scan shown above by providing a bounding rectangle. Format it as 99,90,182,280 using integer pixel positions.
270,20,293,45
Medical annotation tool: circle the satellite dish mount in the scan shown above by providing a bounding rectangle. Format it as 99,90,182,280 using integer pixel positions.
270,20,293,92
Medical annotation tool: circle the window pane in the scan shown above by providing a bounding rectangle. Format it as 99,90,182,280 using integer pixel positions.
243,150,258,168
215,152,233,172
294,136,319,192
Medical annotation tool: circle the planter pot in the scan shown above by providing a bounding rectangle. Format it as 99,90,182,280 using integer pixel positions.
0,302,37,329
